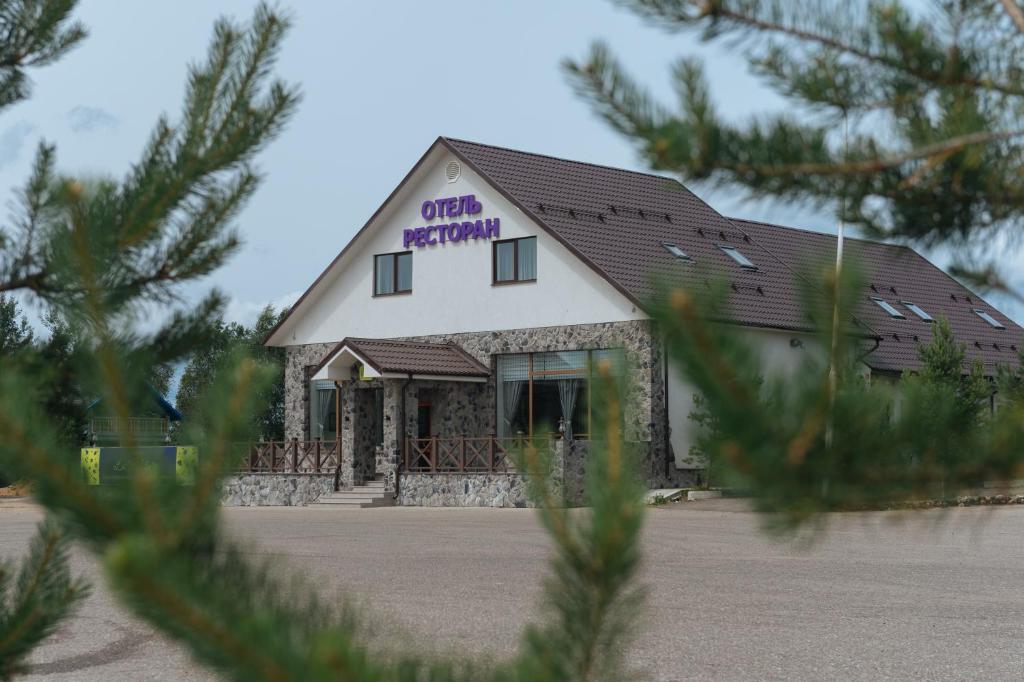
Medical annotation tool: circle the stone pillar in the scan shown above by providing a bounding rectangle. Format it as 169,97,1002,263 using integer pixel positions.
337,381,355,490
380,379,405,494
550,438,566,505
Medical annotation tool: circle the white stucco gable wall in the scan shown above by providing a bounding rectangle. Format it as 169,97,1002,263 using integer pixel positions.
269,144,643,346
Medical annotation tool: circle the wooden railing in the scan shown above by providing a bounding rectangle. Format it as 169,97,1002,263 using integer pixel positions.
90,416,168,437
404,437,536,473
236,439,340,474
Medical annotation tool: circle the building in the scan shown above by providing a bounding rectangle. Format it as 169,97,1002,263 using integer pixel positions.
264,137,1024,506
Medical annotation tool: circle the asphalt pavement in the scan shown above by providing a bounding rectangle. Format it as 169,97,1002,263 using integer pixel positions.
3,498,1024,680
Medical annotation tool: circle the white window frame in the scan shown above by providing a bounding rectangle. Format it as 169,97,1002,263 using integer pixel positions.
901,301,933,322
719,245,757,270
974,309,1006,329
661,242,692,261
871,297,905,319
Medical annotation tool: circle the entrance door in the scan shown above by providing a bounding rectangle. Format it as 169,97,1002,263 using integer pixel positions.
417,401,432,439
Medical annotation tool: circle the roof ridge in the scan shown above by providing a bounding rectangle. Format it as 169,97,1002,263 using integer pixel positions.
442,136,685,186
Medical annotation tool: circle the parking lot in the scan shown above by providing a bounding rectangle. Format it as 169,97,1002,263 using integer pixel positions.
3,498,1024,680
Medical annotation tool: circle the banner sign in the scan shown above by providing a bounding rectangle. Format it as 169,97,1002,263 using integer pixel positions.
404,194,500,248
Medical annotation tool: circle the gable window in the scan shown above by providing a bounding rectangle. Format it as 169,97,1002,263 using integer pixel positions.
871,297,905,318
374,251,412,296
493,236,537,284
902,301,934,322
662,242,692,261
719,245,757,270
975,309,1006,329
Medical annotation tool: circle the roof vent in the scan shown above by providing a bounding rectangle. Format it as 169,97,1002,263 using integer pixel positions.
445,160,461,183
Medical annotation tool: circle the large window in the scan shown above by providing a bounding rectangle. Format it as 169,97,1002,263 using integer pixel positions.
309,380,338,440
374,251,412,295
495,349,625,440
493,236,537,284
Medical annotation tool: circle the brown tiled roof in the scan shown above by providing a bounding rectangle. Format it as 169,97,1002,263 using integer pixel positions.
731,218,1024,374
316,338,489,378
446,138,1023,375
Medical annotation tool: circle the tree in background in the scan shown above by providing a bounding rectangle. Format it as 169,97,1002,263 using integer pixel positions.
0,0,89,672
912,316,991,428
0,294,34,355
177,305,287,440
565,0,1024,297
0,3,649,680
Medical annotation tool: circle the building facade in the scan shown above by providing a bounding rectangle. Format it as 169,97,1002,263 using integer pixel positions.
264,137,1024,506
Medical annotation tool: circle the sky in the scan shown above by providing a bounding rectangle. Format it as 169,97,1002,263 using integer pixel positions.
2,0,1019,331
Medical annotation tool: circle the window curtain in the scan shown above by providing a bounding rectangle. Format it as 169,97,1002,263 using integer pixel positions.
315,381,334,439
397,253,413,291
501,379,524,438
496,242,515,281
557,378,579,440
375,255,394,294
517,237,537,280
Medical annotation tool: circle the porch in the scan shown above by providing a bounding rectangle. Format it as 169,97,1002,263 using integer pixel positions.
309,337,495,493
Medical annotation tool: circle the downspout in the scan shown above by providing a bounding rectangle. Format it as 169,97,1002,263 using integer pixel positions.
663,340,672,480
855,336,883,367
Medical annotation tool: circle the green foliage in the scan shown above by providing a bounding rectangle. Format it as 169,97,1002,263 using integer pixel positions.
565,0,1024,289
996,346,1024,406
0,0,85,110
0,520,89,680
909,316,991,431
0,4,651,680
520,371,646,681
177,305,287,440
649,267,1024,534
0,295,34,355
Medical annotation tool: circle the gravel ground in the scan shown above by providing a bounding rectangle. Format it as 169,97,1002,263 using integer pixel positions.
3,498,1024,680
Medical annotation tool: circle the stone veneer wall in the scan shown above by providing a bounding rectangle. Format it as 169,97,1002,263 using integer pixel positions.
284,342,336,441
284,320,695,494
397,473,531,507
221,474,335,506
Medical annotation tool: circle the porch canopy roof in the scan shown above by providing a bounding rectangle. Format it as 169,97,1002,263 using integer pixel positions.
311,337,489,383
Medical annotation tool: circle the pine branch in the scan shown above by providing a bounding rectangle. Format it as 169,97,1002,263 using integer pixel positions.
0,0,86,109
1000,0,1024,35
0,520,89,680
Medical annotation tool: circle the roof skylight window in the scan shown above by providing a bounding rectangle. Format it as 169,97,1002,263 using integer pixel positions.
901,301,933,322
871,297,905,318
974,309,1006,329
719,245,756,270
661,242,692,261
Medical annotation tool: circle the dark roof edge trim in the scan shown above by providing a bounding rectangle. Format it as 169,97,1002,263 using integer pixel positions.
264,139,452,346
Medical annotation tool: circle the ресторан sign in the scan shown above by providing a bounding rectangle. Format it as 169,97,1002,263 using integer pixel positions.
404,194,500,248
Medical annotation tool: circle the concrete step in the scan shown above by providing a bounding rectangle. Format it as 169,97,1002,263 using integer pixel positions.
313,479,394,508
325,489,389,499
315,495,393,508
